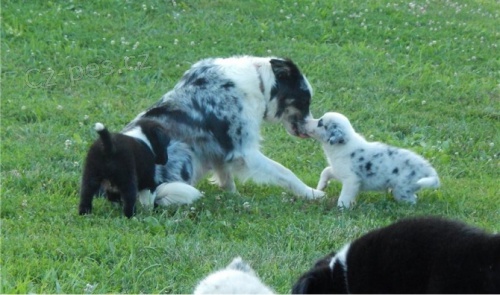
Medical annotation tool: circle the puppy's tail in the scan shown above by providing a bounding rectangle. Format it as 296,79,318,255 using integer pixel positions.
416,176,440,189
154,182,203,206
95,123,115,155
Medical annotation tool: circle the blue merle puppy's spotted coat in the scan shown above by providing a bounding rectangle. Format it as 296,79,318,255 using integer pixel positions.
305,112,439,208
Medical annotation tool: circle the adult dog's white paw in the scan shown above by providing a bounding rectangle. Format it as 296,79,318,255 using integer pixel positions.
304,188,325,200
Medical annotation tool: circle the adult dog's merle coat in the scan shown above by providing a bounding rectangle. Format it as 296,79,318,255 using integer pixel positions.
125,56,324,201
292,217,500,294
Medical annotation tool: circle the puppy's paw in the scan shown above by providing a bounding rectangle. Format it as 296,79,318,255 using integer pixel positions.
337,199,354,209
138,189,155,209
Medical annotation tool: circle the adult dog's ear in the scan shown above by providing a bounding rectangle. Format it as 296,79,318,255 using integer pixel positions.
328,129,345,145
270,59,292,79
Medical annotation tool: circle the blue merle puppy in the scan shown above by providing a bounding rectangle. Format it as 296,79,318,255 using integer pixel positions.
305,112,439,208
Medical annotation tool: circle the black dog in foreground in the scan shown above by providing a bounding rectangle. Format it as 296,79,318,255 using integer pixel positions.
292,216,500,294
79,119,201,218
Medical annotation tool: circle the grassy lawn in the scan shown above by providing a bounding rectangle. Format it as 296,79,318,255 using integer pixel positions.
1,0,499,293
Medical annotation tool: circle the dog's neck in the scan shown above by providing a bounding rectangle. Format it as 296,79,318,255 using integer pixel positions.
122,127,155,157
252,59,275,99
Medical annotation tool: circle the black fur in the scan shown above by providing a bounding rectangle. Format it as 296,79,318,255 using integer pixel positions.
79,119,170,218
292,217,500,294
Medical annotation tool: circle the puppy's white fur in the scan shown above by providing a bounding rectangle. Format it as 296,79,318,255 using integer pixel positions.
193,257,274,294
306,112,440,208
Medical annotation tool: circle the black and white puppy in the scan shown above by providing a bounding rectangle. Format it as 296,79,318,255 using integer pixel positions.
125,56,324,203
305,112,439,208
79,119,202,218
292,216,500,294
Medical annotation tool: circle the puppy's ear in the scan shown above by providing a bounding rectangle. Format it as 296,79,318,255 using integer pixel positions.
148,126,170,165
328,129,345,145
270,59,292,79
292,276,315,294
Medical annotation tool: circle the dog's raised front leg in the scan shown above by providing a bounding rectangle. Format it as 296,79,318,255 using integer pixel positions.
233,151,324,199
337,178,360,208
317,166,334,190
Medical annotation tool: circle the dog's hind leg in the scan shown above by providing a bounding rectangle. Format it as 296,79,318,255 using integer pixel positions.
79,173,101,215
337,179,360,208
232,151,325,199
317,166,334,190
211,163,238,194
119,182,138,218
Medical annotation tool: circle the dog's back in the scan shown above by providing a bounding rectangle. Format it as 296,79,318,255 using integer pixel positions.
346,217,500,293
292,217,500,294
355,141,439,191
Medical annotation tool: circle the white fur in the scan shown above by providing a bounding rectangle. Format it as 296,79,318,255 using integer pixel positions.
193,257,274,294
94,122,104,131
123,126,153,152
154,182,203,206
138,189,156,208
306,112,440,208
329,243,350,271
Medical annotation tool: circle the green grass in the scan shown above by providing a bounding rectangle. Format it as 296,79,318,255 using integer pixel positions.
1,0,499,293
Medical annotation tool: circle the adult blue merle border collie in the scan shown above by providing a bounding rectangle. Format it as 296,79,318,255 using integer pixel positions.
292,216,500,294
124,56,325,201
79,119,202,218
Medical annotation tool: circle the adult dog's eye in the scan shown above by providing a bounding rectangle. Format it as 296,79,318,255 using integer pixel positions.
318,119,323,127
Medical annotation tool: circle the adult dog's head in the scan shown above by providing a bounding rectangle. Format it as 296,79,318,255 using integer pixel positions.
305,112,355,145
266,58,313,138
79,119,169,218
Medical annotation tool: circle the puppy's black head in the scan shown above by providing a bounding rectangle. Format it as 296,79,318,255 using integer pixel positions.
292,253,348,294
269,58,312,138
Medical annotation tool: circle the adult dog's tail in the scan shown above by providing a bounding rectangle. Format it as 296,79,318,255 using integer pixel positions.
416,176,440,189
95,123,115,155
154,182,203,206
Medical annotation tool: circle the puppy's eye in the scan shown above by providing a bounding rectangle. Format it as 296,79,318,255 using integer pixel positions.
318,119,323,127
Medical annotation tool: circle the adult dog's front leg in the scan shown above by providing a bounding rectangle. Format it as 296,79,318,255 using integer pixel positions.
233,151,324,199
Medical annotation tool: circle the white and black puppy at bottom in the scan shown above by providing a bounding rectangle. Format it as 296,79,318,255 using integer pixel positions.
79,119,202,218
193,257,275,294
305,112,440,208
292,216,500,294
